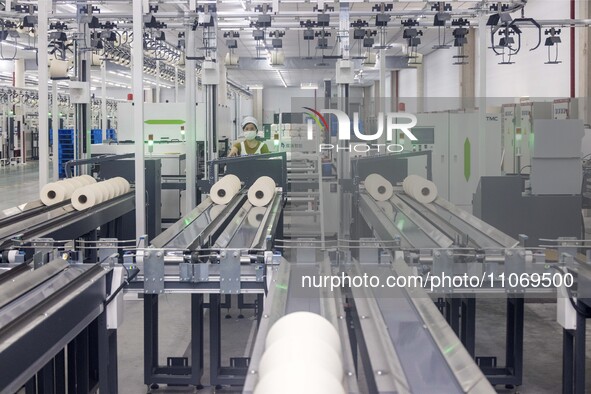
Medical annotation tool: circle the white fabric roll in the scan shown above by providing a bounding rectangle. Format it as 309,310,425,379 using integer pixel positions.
376,201,396,221
247,207,267,227
209,204,226,221
79,175,96,185
64,178,84,190
103,180,116,199
254,366,345,394
402,175,438,204
247,176,276,207
58,180,77,196
72,184,104,211
112,177,130,194
40,182,69,206
258,337,343,381
210,174,241,205
364,173,394,201
107,179,122,196
265,312,341,357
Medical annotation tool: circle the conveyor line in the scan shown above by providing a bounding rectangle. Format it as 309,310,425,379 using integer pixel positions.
0,192,135,251
359,189,517,250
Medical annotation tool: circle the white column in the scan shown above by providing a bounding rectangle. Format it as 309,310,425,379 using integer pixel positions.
478,15,488,175
52,82,59,181
38,0,49,187
101,59,107,138
14,59,24,88
174,66,179,103
185,26,197,211
155,60,161,103
133,0,146,237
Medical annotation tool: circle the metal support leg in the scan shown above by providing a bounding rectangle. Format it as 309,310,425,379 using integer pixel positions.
144,294,159,386
505,297,524,387
563,328,575,394
461,297,476,358
446,297,461,335
55,350,66,394
210,294,222,388
191,294,204,389
575,300,586,394
38,359,55,394
98,309,117,393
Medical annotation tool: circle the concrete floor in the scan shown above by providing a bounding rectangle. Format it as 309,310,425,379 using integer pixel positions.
3,162,591,393
114,296,591,394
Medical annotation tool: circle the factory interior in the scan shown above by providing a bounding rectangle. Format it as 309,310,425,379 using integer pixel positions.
3,0,591,393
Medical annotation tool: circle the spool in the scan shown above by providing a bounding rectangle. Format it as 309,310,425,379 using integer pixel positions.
103,180,117,199
258,337,343,381
40,182,68,206
376,201,396,221
79,175,96,185
402,175,438,204
209,204,226,221
113,177,130,194
247,207,267,227
364,173,394,201
72,184,104,211
254,367,345,394
265,312,341,356
247,176,276,207
210,174,241,205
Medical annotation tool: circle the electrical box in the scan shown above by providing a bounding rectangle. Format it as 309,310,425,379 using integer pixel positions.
518,102,552,171
202,60,220,85
69,81,90,104
335,59,354,84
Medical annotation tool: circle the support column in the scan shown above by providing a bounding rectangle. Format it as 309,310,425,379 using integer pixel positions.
579,0,591,125
14,59,24,88
185,25,197,211
174,66,179,103
478,15,488,176
52,82,59,180
38,0,49,187
416,62,424,112
76,3,92,163
101,59,107,138
460,27,476,110
337,2,351,242
132,0,146,237
155,60,160,103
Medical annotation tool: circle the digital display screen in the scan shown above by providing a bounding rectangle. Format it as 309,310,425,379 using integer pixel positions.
410,127,435,144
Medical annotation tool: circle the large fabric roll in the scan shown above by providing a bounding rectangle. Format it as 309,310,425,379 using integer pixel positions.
40,175,97,206
247,176,276,207
364,173,394,201
402,174,438,204
210,174,241,205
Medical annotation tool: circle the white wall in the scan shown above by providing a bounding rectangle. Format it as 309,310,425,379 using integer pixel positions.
423,48,461,111
476,0,571,98
398,68,419,113
262,87,316,120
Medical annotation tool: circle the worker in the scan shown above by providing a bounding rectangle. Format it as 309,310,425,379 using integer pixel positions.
228,116,270,157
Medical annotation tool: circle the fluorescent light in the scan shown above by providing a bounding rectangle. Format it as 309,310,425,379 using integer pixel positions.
248,84,263,90
300,83,318,90
276,70,287,88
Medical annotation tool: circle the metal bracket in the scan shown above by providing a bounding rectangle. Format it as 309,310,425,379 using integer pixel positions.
220,250,241,294
432,249,453,294
31,238,56,268
143,249,165,294
296,238,316,264
359,238,380,264
194,263,209,282
504,248,526,293
98,238,118,264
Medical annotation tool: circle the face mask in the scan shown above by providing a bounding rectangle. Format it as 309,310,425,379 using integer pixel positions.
244,130,257,140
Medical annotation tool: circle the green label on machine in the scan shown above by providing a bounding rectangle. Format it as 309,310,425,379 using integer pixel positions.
464,138,471,182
